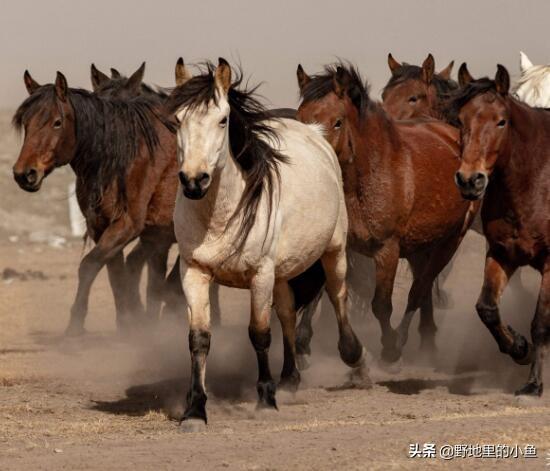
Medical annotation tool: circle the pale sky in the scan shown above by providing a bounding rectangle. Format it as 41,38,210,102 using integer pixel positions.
1,0,549,109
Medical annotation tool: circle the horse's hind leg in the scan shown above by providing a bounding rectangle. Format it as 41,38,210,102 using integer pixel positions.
516,264,550,396
106,251,131,331
145,243,169,322
273,281,300,391
66,217,138,336
125,241,147,317
295,291,322,370
249,261,277,409
476,253,533,365
210,284,222,327
371,240,400,363
321,247,370,386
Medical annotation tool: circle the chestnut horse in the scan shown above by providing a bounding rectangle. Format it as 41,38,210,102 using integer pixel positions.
12,70,178,335
296,63,477,362
382,53,456,120
449,64,550,396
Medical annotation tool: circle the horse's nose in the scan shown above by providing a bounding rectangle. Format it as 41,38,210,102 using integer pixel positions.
179,171,211,200
471,172,487,191
454,171,468,189
13,168,38,186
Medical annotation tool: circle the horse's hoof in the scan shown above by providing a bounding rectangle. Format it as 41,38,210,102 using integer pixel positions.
515,382,543,397
64,324,86,337
346,364,373,390
377,356,403,374
381,345,402,364
507,326,534,365
256,380,278,410
296,354,311,371
180,418,207,433
279,369,301,393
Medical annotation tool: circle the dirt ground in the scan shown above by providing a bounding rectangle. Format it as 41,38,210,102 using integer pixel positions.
1,110,549,470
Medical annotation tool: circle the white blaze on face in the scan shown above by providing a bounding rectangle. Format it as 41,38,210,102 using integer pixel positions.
176,93,230,180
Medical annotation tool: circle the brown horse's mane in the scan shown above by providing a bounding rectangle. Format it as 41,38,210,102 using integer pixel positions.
443,78,499,126
13,85,176,213
166,62,288,252
299,63,400,146
382,63,458,100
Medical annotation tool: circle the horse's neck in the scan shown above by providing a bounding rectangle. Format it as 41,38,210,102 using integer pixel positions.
187,148,245,235
495,100,547,205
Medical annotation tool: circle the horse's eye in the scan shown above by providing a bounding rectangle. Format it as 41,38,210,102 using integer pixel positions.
408,96,418,103
334,119,342,129
497,119,507,128
53,118,62,129
219,116,228,127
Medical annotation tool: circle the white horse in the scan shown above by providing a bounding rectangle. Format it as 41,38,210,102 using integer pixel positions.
167,58,369,430
514,51,550,107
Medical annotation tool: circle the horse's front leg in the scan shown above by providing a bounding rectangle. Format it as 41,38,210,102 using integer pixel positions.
249,261,277,409
476,253,533,364
516,261,550,396
66,216,138,336
179,260,212,431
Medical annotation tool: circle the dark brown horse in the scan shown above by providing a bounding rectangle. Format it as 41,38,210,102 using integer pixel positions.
296,63,477,362
12,70,178,335
448,64,550,396
382,53,456,120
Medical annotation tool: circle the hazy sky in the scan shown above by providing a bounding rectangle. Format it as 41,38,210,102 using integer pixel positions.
1,0,549,108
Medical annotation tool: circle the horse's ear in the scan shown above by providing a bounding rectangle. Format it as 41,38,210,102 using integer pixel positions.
23,70,40,95
215,57,232,94
387,53,401,75
495,64,510,96
175,57,192,86
55,71,68,102
458,63,474,87
110,68,122,79
422,53,435,84
438,60,454,80
90,64,109,91
519,51,534,74
333,66,350,98
296,64,311,92
126,62,145,94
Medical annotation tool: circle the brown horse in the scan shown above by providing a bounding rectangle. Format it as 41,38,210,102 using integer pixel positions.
12,69,178,335
449,64,550,396
382,53,456,120
296,63,477,362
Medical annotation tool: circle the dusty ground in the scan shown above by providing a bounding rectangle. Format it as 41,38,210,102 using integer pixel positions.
1,110,549,470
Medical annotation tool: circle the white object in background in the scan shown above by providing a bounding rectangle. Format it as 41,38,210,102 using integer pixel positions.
68,182,87,237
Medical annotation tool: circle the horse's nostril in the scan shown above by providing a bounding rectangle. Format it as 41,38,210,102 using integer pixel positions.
25,168,37,184
197,173,210,185
178,171,188,186
454,171,466,187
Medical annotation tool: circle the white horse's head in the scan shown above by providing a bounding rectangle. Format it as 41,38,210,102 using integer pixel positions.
514,51,550,108
170,58,232,199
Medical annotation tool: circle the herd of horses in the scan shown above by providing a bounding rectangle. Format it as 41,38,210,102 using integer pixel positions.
10,51,550,429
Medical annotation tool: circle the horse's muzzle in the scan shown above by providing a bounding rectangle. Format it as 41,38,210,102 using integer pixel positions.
13,167,44,192
454,171,487,201
179,171,211,200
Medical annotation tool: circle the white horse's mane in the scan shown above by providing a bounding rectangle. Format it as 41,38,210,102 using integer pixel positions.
514,52,550,106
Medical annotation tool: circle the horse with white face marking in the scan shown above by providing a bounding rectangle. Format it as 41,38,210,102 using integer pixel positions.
166,59,369,430
514,51,550,107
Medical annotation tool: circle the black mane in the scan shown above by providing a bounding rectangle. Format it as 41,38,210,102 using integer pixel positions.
299,63,371,120
96,75,172,100
166,62,288,251
443,78,497,126
382,63,458,99
13,85,175,213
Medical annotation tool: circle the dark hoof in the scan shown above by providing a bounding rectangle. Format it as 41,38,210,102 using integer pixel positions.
338,327,364,367
256,380,278,410
515,382,543,397
296,354,311,371
64,323,86,337
180,418,207,433
279,369,301,392
507,325,534,365
381,345,402,364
